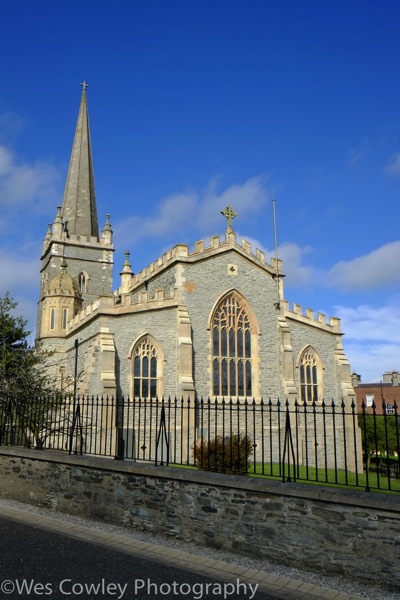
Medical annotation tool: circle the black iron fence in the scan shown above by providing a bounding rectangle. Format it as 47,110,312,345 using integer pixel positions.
0,395,399,493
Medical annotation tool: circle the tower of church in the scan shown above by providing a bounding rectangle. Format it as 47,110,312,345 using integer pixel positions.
37,83,114,342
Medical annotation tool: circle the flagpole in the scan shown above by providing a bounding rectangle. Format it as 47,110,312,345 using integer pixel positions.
272,198,280,309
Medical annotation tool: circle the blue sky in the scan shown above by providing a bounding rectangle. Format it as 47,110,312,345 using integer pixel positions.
0,0,399,383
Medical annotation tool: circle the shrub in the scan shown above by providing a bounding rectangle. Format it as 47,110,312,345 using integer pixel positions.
193,433,254,475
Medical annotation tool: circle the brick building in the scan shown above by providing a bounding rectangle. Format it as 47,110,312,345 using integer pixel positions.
352,370,400,414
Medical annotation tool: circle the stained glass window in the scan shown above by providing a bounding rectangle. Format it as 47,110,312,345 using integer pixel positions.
300,348,320,403
133,336,158,399
212,294,252,397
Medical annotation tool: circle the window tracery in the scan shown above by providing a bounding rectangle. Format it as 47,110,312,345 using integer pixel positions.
212,293,252,397
133,336,158,399
299,347,321,403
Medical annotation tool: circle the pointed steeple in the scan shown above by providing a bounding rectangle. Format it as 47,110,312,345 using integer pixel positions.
37,83,114,343
61,82,99,238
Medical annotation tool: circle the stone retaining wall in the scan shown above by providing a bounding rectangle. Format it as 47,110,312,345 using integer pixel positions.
0,447,399,591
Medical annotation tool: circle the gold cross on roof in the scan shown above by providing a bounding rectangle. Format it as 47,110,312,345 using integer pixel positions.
221,205,237,232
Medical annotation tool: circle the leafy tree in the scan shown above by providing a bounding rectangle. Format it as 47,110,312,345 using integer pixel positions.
0,294,55,395
358,412,399,470
0,294,58,447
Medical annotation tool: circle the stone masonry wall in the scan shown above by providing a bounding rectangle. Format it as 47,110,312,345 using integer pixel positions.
0,447,398,592
107,307,179,399
288,320,342,400
182,251,282,399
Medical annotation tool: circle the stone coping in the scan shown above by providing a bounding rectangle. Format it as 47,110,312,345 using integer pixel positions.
1,446,398,513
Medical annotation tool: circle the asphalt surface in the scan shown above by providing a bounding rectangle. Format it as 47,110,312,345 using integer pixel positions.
0,503,371,600
0,516,277,600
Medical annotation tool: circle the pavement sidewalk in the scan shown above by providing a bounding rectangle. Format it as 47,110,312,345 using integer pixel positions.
0,503,365,600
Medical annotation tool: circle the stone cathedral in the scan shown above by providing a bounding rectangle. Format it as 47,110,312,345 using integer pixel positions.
36,85,355,411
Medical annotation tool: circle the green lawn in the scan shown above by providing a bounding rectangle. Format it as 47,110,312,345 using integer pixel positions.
250,462,400,492
169,461,400,493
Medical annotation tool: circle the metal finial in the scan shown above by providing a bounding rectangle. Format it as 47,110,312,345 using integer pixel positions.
80,81,89,91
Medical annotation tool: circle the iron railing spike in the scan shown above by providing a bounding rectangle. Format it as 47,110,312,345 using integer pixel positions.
1,392,398,493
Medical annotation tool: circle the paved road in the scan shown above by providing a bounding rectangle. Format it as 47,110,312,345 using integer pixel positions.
0,504,365,600
0,516,277,600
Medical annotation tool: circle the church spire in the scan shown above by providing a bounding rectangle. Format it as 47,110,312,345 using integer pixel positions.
61,82,99,238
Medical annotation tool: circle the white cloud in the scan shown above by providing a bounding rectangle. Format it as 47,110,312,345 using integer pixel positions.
123,191,198,239
337,302,400,381
0,145,13,175
348,138,369,166
0,120,59,336
278,242,317,287
199,176,270,230
0,111,26,141
335,303,400,343
0,252,39,297
344,341,400,383
245,239,318,287
384,152,400,176
326,241,400,291
0,143,60,212
255,239,400,294
243,240,400,295
208,233,319,289
114,176,271,244
0,252,40,340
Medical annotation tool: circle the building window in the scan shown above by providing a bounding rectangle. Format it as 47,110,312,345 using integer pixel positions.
299,347,321,403
50,308,55,330
366,394,374,407
62,308,68,329
386,403,395,415
212,293,252,397
78,272,88,294
133,336,158,398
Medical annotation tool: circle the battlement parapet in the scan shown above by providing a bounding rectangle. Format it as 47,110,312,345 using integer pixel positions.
67,297,114,333
46,230,113,249
67,299,99,332
128,286,177,309
128,234,281,292
282,300,341,333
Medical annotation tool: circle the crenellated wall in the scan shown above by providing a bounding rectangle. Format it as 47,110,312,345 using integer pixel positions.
281,300,342,333
118,233,282,296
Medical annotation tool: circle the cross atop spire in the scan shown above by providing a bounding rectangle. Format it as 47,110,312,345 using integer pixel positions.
80,80,89,91
221,205,237,233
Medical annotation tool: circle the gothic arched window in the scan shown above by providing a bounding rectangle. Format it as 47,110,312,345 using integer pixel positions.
299,347,322,403
78,272,88,294
212,293,253,398
133,336,158,399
